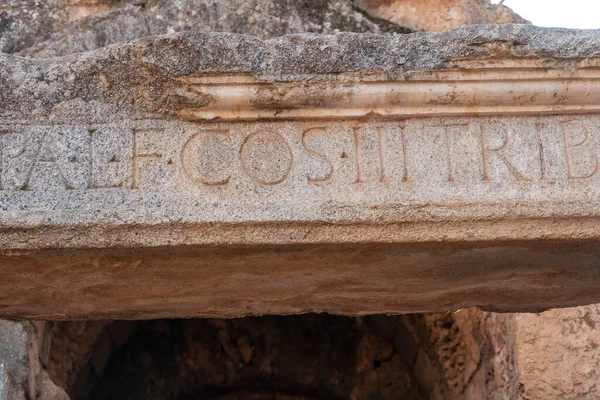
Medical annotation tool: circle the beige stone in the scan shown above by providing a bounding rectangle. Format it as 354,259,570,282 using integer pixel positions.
513,305,600,399
65,0,113,22
354,0,527,32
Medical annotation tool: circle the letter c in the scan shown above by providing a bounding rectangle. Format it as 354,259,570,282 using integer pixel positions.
181,130,232,186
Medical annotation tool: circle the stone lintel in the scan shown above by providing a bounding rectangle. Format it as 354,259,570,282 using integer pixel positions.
3,26,600,319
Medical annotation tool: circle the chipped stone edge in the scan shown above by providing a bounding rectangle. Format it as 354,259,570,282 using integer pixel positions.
2,216,600,251
3,24,600,120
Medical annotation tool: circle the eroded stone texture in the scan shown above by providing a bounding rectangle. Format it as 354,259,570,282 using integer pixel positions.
24,308,600,400
3,26,600,319
355,0,527,32
1,0,409,58
1,0,526,58
513,305,600,399
412,310,518,399
45,321,110,393
0,364,25,400
32,307,600,399
0,321,30,398
36,314,516,399
0,320,70,400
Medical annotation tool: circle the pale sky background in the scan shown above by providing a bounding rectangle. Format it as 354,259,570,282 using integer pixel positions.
493,0,600,29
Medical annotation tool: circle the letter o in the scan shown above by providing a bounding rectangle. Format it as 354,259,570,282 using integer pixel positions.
240,130,294,185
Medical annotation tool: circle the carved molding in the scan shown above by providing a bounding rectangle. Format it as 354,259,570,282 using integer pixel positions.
178,66,600,121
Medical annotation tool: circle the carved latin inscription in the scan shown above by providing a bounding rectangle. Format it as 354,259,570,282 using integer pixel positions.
2,116,600,214
562,120,600,180
480,123,531,182
240,131,294,186
302,127,334,185
182,130,233,186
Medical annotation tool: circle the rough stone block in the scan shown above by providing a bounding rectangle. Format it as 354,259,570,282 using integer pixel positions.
0,321,30,400
0,322,29,395
513,305,600,399
0,363,25,400
3,25,600,319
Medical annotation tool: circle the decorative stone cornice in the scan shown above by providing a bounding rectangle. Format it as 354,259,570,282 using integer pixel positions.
179,66,600,121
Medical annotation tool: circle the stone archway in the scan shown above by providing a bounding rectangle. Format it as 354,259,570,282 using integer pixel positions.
41,310,516,400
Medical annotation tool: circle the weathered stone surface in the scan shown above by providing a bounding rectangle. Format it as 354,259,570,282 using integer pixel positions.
46,321,110,392
355,0,528,32
512,304,600,399
28,307,600,399
37,370,70,400
0,320,69,400
0,364,25,400
3,25,600,319
2,0,409,58
39,314,515,399
35,307,600,399
1,0,525,59
0,321,30,398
